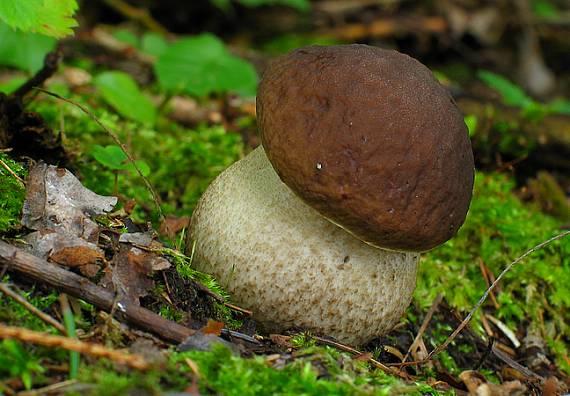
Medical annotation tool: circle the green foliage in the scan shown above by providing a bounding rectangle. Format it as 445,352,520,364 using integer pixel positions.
0,154,26,233
478,70,533,108
417,172,570,373
531,0,559,18
141,32,168,57
155,33,258,97
61,299,80,379
290,332,317,348
0,23,56,73
212,0,310,12
112,29,168,58
65,111,243,219
0,76,26,94
0,340,46,390
0,0,78,38
464,114,477,137
91,145,150,177
478,70,570,119
93,71,157,126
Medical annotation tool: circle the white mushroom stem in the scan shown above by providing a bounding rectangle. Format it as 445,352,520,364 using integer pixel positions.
190,147,419,345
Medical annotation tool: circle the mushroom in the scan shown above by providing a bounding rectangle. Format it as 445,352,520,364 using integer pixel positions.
189,45,474,344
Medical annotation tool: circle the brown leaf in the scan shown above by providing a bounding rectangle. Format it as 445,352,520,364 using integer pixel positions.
353,352,373,361
159,215,190,238
25,229,104,277
202,320,224,336
101,242,171,304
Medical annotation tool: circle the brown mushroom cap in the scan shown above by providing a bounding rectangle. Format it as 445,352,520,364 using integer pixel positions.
257,44,474,252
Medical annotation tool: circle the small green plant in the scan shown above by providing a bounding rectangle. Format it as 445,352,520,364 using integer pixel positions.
91,144,150,194
478,70,570,119
93,71,157,126
0,340,46,390
290,332,317,348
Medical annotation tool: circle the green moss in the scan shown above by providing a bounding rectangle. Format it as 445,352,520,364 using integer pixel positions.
174,345,443,395
0,153,26,233
71,344,436,395
417,172,570,373
0,278,59,332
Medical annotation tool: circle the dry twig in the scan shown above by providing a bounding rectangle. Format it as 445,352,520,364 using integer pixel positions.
311,335,410,379
0,158,25,187
102,0,170,36
0,239,195,343
0,282,66,333
0,324,149,370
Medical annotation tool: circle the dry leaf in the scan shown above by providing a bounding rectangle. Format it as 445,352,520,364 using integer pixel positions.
202,320,224,336
22,162,117,241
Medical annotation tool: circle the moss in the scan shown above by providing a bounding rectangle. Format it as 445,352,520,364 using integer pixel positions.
0,153,26,233
417,172,570,373
173,345,443,395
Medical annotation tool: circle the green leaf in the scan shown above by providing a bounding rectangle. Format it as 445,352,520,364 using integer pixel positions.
155,33,258,97
92,145,126,170
0,76,26,94
141,32,168,57
113,28,140,48
464,114,477,137
531,0,559,18
0,22,56,73
548,99,570,116
93,71,156,126
478,70,534,109
92,145,151,177
0,0,78,38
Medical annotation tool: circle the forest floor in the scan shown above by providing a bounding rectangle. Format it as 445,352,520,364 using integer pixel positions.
0,1,569,395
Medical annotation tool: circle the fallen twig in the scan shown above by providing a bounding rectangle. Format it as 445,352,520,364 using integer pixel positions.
0,324,149,370
0,282,66,333
311,335,411,379
13,50,62,99
0,239,195,343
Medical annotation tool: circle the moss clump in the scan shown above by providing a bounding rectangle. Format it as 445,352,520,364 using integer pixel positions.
417,172,570,373
0,153,26,233
76,344,439,395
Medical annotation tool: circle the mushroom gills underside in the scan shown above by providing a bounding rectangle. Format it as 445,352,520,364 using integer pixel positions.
189,146,420,345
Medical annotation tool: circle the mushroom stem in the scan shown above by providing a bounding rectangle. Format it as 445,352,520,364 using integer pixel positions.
189,147,419,345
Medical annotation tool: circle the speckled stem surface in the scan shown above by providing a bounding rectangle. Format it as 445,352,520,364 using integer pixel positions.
190,147,419,345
